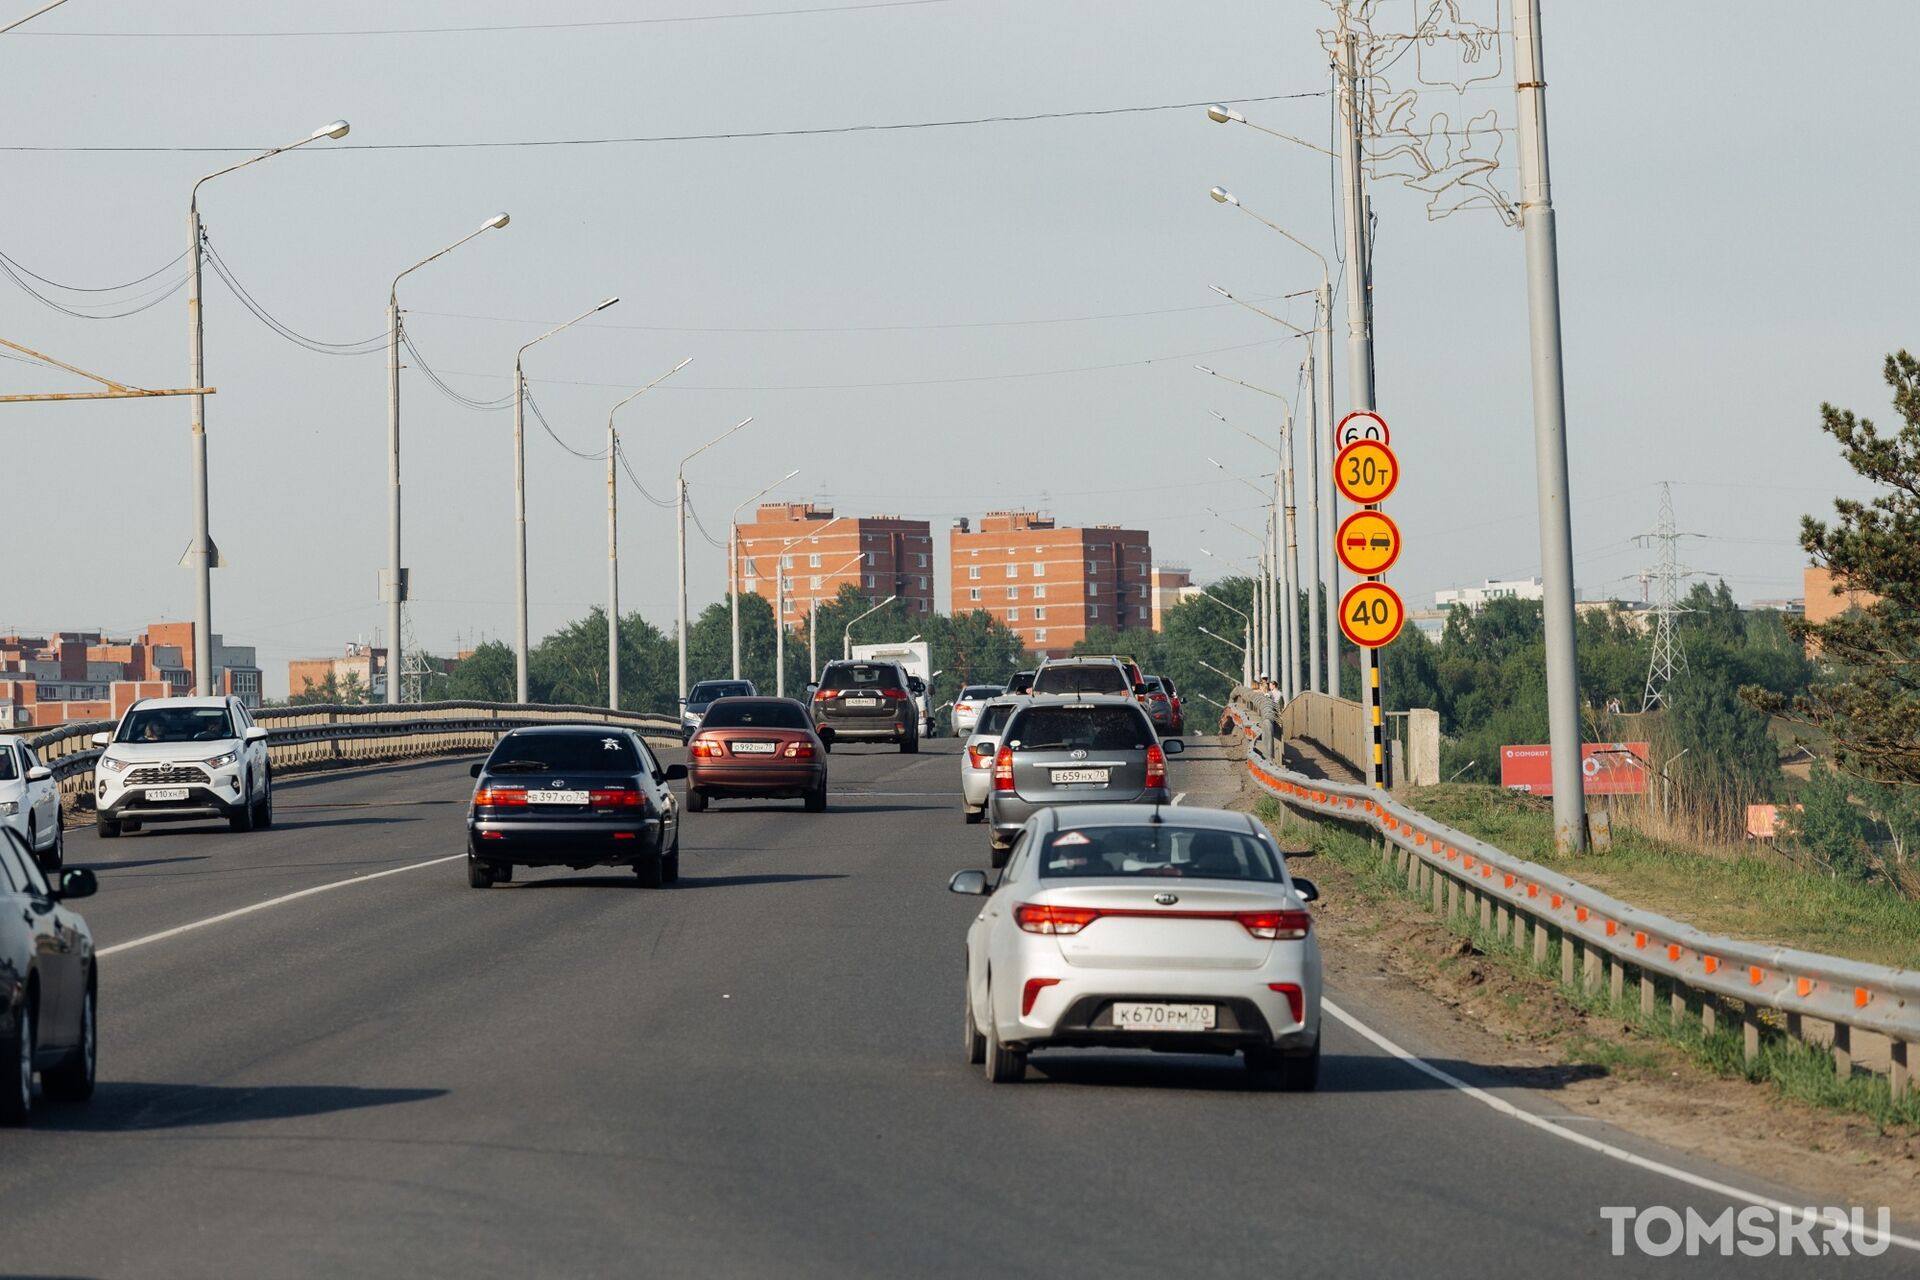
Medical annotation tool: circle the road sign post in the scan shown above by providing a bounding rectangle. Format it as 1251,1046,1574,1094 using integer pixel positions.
1331,431,1401,787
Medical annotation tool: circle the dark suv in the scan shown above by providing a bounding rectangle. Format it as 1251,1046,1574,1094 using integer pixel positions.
1029,658,1139,698
810,660,919,753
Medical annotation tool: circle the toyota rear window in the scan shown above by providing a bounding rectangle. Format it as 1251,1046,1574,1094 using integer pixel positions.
1005,705,1150,752
1039,825,1282,881
700,700,810,730
488,732,640,773
1031,664,1129,695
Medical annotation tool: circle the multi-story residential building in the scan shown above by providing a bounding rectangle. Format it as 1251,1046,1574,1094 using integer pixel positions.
948,512,1153,657
0,623,259,726
733,503,936,624
1149,563,1201,631
288,642,389,702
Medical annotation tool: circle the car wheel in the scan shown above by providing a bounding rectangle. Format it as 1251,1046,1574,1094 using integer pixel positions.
41,821,63,874
963,984,986,1066
982,987,1026,1084
466,855,495,889
820,737,833,754
253,771,274,830
805,784,827,813
635,853,666,889
228,774,256,833
41,982,94,1104
901,733,918,755
964,806,983,825
0,992,33,1126
96,818,119,840
685,787,708,813
1277,1040,1320,1092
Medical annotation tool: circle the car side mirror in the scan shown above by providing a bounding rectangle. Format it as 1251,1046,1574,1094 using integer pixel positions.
26,766,51,783
1161,739,1185,755
243,726,269,743
948,869,991,896
57,868,98,901
469,762,484,778
1292,878,1319,903
91,732,111,748
805,683,819,696
663,764,688,781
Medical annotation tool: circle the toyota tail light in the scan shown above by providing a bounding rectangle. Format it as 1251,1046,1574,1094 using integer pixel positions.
1144,744,1167,788
588,789,645,807
993,745,1015,791
782,741,815,758
472,787,528,807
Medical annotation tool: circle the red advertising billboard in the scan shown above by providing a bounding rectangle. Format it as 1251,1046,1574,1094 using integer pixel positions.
1499,742,1650,797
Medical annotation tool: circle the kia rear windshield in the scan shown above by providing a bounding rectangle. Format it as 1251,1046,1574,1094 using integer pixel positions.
701,701,810,730
1006,705,1149,752
820,664,893,691
488,732,639,773
1031,665,1128,695
116,707,235,744
1038,825,1282,881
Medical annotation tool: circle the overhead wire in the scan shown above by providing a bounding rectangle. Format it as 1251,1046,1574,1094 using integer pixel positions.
683,495,731,550
0,245,188,293
615,442,678,509
399,328,514,412
524,387,610,460
201,235,390,355
0,256,188,318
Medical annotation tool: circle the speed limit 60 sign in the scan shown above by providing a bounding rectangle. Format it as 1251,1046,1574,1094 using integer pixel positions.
1339,581,1405,648
1336,410,1389,449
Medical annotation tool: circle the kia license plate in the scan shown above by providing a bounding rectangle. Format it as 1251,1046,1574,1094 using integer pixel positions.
1050,768,1110,785
731,741,776,754
1112,1002,1216,1031
844,697,879,707
144,787,190,802
525,790,589,805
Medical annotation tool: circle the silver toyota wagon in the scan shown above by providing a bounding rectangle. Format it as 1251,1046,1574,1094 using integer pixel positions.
983,696,1180,863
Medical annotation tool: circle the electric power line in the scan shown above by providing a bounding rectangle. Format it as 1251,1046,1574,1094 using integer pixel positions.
524,388,610,460
615,442,678,509
0,245,188,293
202,236,390,355
399,329,514,412
0,255,188,319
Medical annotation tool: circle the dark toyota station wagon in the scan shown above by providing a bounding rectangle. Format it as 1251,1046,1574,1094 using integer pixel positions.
466,726,685,889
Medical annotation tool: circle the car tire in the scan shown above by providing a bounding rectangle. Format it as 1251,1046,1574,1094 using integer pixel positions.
982,989,1026,1084
805,784,827,813
964,806,983,825
41,982,94,1104
493,861,514,884
466,855,495,889
253,771,273,830
96,818,120,840
40,821,63,874
1,992,33,1126
820,737,833,754
228,775,256,833
900,733,918,755
1277,1040,1320,1093
963,986,987,1066
685,787,708,813
635,853,666,889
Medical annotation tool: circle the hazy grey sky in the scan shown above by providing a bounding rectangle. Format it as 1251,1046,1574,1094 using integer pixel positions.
3,1,1912,696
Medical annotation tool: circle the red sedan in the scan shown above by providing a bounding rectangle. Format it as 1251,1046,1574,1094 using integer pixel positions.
685,697,828,813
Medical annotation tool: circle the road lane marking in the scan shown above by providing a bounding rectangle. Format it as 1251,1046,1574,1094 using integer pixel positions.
1171,792,1187,806
1321,998,1920,1253
98,854,463,958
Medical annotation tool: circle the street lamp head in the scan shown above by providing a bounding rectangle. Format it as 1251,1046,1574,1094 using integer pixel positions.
313,120,351,140
1205,104,1245,125
483,212,511,230
1194,364,1216,376
1209,409,1228,423
596,296,620,312
1208,186,1238,206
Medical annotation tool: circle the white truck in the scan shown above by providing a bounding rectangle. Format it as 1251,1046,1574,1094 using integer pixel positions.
849,641,939,738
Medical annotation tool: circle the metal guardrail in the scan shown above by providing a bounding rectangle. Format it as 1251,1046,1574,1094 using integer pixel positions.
1225,694,1919,1098
25,701,681,810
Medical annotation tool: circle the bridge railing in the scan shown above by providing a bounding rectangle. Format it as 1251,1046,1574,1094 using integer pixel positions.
1227,695,1919,1099
27,701,681,811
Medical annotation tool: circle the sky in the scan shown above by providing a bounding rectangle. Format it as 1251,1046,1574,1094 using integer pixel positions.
2,0,1913,697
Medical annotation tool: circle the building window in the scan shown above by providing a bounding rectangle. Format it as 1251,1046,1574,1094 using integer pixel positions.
1086,560,1097,574
1033,607,1047,621
1089,604,1100,619
1136,583,1148,598
809,553,821,568
865,574,876,590
1034,628,1047,644
1033,561,1045,577
916,575,928,590
968,566,981,580
782,554,793,570
1007,609,1020,622
1005,563,1018,578
916,553,928,568
1006,587,1018,601
1089,582,1100,597
1032,585,1046,599
969,588,981,602
743,577,758,593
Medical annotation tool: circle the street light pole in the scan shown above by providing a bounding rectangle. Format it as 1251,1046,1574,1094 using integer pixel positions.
387,213,511,704
843,596,898,660
808,550,866,680
513,296,620,702
603,358,692,709
1515,0,1587,853
185,118,349,695
765,515,848,698
677,417,754,710
730,469,800,679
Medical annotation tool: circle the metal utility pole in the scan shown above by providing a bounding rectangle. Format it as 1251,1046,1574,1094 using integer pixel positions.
775,568,788,698
513,296,620,702
1266,516,1282,690
387,214,510,705
677,418,754,708
603,358,691,709
1280,402,1302,699
1335,20,1383,786
1301,344,1323,698
1514,0,1587,851
1318,281,1338,696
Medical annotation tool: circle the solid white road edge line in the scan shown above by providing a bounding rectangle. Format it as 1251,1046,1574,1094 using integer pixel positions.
97,854,464,958
1321,998,1920,1253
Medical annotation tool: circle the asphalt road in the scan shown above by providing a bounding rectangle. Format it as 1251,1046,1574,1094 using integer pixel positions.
0,740,1909,1278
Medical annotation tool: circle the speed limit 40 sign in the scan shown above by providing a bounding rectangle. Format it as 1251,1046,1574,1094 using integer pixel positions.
1339,581,1405,649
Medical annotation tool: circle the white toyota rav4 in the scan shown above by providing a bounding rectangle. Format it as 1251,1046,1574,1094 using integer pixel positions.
92,696,273,838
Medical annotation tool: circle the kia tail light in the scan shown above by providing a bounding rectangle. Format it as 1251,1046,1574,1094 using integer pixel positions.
1014,903,1098,935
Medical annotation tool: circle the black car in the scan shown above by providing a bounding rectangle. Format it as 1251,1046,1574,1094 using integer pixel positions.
809,660,919,753
466,726,685,889
1005,670,1037,697
0,827,97,1125
681,679,756,744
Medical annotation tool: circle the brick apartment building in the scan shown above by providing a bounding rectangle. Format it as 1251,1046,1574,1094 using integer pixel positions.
734,503,936,624
948,512,1153,657
288,642,389,702
1150,563,1200,630
0,623,261,727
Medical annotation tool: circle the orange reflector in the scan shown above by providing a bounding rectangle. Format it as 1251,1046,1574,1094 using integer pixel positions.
1504,874,1515,888
1633,931,1647,948
1575,906,1588,923
1704,956,1719,974
1855,987,1870,1008
1796,978,1812,998
1605,920,1618,936
1527,884,1539,898
1550,894,1563,909
1748,966,1763,985
1667,944,1682,961
1462,855,1475,870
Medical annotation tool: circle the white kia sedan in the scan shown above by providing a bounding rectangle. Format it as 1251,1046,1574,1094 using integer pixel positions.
959,697,1024,825
950,804,1322,1088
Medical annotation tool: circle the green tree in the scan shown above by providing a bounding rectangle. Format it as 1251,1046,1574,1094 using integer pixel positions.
1784,762,1875,880
288,670,343,706
439,640,516,703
